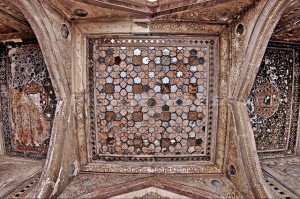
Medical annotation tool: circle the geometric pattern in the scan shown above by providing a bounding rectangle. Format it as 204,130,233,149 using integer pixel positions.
88,36,219,162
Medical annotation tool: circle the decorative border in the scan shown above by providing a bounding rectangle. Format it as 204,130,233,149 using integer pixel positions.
90,37,217,46
87,36,219,162
0,43,12,155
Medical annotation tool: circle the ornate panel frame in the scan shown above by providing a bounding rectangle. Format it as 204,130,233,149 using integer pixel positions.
87,35,219,162
73,21,229,174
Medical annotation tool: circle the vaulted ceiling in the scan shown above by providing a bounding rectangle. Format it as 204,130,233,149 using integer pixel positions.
55,0,256,22
0,0,34,41
0,0,299,198
1,0,300,42
272,1,300,42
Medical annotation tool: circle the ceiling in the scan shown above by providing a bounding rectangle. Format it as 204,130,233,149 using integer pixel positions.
1,0,300,42
272,1,300,42
0,23,16,34
56,0,256,22
0,0,34,41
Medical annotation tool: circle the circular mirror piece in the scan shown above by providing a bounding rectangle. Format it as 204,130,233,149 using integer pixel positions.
211,179,222,188
69,163,76,176
74,8,88,17
228,164,237,176
60,24,69,38
236,24,245,36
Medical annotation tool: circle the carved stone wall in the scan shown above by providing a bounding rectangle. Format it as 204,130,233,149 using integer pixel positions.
0,41,57,158
247,42,300,158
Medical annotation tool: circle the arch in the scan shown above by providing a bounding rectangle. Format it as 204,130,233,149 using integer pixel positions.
230,0,298,198
233,0,295,100
11,0,75,198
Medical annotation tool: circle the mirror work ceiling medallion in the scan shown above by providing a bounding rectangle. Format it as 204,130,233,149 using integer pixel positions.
248,42,300,158
86,36,219,171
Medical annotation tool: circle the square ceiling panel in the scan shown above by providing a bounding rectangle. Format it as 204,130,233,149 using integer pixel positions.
87,36,219,169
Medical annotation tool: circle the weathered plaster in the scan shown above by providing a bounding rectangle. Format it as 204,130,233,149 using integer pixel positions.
232,0,296,101
230,101,271,198
224,109,254,198
261,157,300,197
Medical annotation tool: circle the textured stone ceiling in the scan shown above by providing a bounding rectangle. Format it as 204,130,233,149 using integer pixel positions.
55,0,256,22
0,0,34,41
0,23,16,34
2,0,300,42
2,0,299,42
272,1,300,42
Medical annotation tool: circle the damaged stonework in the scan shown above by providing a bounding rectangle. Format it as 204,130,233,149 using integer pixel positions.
10,89,48,153
0,42,57,158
